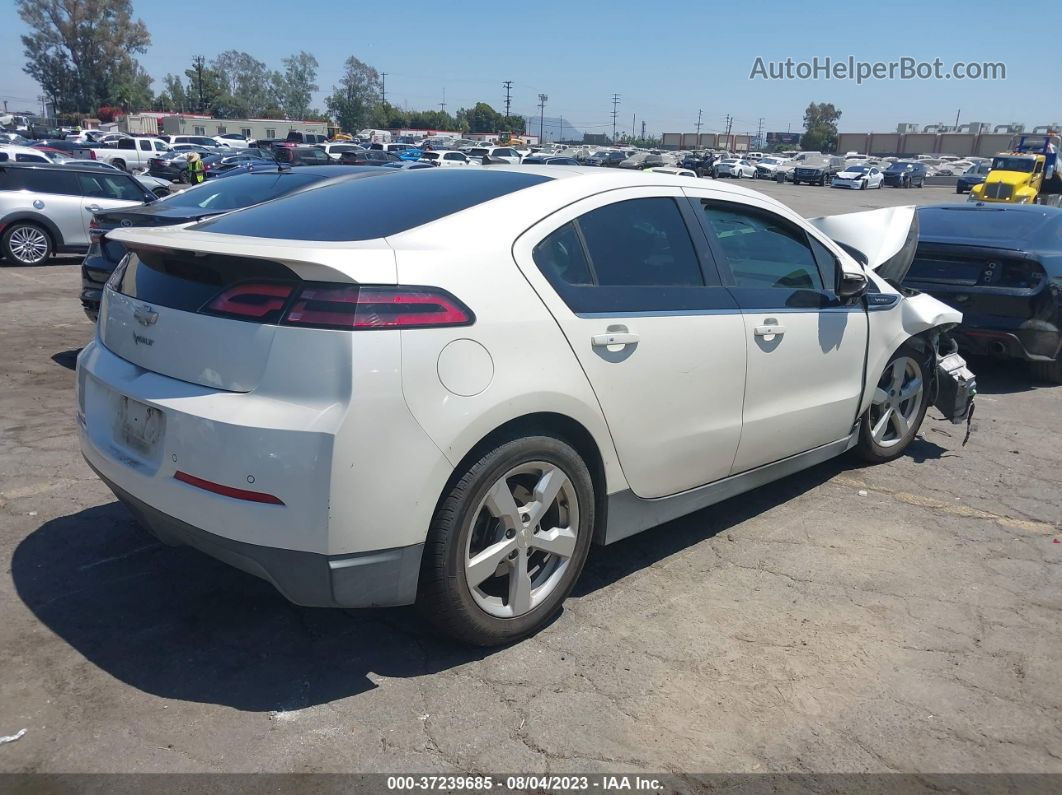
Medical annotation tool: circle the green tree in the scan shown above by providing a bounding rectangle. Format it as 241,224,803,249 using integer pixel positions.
184,55,225,115
326,56,380,132
211,50,271,117
274,51,319,119
111,61,154,112
154,73,188,112
17,0,151,114
801,101,842,152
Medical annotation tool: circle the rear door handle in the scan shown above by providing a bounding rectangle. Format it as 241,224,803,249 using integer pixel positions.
591,332,639,347
753,324,785,336
85,205,101,213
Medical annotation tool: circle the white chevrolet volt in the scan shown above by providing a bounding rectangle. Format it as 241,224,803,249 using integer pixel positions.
76,168,975,645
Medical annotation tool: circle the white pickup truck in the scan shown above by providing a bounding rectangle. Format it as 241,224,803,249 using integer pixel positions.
94,137,171,171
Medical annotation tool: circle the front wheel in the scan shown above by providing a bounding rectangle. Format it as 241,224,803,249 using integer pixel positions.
856,348,930,464
418,435,595,646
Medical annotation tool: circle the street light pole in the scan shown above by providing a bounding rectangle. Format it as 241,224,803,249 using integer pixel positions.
538,94,548,144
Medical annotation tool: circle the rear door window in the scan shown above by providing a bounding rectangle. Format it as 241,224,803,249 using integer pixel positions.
578,198,704,286
24,169,79,195
531,196,732,314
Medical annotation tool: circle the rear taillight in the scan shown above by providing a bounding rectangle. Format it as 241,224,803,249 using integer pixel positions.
200,282,473,330
204,282,295,323
284,285,473,329
89,149,96,160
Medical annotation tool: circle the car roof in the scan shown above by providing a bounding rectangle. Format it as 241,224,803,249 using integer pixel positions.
0,160,140,176
107,166,803,256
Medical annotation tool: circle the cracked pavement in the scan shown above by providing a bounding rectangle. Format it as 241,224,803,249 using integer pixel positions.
1,185,1060,775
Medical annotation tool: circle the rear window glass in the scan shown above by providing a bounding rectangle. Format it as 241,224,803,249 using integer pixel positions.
917,206,1053,242
156,172,329,211
194,169,552,241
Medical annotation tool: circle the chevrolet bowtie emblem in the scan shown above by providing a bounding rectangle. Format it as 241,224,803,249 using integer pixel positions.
133,304,159,326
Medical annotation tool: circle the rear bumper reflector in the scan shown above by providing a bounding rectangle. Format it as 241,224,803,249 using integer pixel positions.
174,470,284,505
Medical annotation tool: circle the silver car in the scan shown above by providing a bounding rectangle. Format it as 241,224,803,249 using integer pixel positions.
0,162,151,265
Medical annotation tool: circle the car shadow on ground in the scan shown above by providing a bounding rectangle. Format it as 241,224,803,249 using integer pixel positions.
8,449,925,713
51,348,81,371
966,355,1052,395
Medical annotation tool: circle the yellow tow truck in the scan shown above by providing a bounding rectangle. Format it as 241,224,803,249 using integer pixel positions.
970,133,1062,206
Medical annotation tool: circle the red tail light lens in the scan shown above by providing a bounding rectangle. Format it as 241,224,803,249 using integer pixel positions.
89,149,97,160
198,282,473,330
203,282,295,323
283,285,473,330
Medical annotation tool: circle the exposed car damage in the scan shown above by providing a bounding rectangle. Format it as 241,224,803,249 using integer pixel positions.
809,206,977,437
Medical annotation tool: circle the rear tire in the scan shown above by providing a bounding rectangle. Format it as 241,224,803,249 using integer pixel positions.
1,222,52,266
1030,358,1062,384
417,435,595,646
112,159,126,171
856,346,930,464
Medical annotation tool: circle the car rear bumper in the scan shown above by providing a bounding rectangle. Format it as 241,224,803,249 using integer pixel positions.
949,325,1060,362
77,334,450,562
89,460,423,608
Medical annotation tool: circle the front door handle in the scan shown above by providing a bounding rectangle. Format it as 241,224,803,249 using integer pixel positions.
753,324,785,337
85,204,101,213
591,332,639,347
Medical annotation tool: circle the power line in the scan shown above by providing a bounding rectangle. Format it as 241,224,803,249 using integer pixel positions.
610,93,620,142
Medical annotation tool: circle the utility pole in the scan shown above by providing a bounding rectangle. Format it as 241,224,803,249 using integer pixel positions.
503,80,513,121
954,108,961,128
192,55,206,113
380,73,387,105
641,120,646,140
538,93,548,143
439,87,446,113
722,113,733,151
695,109,703,136
756,117,764,149
610,93,620,142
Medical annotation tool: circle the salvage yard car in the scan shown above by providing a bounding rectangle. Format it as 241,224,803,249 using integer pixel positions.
832,164,884,190
792,156,845,186
883,161,928,188
903,204,1062,382
1,162,154,265
76,168,975,645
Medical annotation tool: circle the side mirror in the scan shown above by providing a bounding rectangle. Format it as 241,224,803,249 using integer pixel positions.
837,270,869,300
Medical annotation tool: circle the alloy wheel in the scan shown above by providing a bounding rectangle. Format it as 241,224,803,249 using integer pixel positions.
8,226,48,264
464,462,579,618
869,357,924,448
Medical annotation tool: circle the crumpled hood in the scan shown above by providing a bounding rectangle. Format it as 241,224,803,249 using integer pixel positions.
808,206,919,282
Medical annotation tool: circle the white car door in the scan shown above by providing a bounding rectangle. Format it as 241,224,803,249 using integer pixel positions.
685,188,869,473
868,168,883,188
512,186,747,499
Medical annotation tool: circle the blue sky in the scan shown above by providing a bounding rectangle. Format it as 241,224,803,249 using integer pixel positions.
1,0,1054,136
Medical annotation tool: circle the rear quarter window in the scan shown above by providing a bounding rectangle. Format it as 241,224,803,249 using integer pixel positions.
194,169,551,241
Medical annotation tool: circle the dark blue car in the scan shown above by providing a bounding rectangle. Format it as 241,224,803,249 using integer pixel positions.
904,204,1062,382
